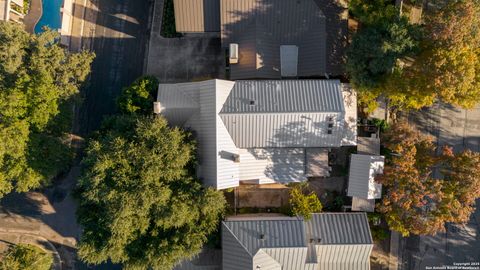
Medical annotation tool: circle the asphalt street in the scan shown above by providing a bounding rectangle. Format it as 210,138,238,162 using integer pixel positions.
401,104,480,270
79,0,151,134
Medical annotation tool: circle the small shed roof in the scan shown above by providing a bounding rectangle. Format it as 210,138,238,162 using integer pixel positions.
174,0,220,32
348,154,384,199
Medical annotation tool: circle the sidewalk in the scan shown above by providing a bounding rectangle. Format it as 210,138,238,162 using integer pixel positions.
69,0,99,52
23,0,42,33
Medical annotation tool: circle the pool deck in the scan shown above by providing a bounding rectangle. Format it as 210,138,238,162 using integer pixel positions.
23,0,42,33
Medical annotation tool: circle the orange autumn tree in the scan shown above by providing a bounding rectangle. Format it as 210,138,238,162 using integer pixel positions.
378,122,480,236
394,0,480,109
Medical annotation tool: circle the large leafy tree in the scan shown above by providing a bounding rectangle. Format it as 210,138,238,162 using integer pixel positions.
76,115,226,270
0,22,94,197
346,0,419,91
378,123,480,236
117,75,159,115
399,0,480,108
348,0,480,111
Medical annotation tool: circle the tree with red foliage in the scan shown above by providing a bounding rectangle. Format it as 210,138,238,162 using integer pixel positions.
378,122,480,236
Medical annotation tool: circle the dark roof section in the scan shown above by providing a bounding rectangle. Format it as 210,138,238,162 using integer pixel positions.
174,0,220,32
221,0,327,79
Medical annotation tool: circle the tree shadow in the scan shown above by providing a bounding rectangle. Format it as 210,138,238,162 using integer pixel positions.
221,0,348,79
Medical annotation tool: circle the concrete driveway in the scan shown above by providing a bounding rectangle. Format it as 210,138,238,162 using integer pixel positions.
146,33,224,83
400,103,480,269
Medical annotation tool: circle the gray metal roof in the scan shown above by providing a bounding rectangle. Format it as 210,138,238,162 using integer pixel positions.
305,213,373,245
222,219,306,256
219,80,347,148
221,0,327,79
220,80,344,114
222,213,373,269
174,0,220,32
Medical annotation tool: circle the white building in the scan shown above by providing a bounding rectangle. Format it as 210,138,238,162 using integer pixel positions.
0,0,24,23
157,79,357,190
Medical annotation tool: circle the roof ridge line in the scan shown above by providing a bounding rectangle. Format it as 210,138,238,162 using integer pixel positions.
222,222,254,257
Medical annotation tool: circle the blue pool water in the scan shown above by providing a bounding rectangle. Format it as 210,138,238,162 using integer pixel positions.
34,0,64,33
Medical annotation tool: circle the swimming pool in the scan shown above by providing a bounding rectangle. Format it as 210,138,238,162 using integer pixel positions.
34,0,64,33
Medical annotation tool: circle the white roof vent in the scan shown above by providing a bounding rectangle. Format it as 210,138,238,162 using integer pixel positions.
280,45,298,77
153,102,166,114
229,43,239,64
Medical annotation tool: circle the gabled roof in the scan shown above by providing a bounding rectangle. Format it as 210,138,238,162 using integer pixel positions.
219,80,350,148
157,79,357,189
220,80,344,113
222,213,373,269
348,154,384,199
223,218,306,256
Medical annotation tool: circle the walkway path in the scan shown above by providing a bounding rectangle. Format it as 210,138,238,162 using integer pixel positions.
23,0,42,33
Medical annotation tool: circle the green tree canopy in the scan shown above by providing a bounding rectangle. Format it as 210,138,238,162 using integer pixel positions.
289,183,322,220
348,0,480,111
76,115,226,270
0,244,53,270
346,0,419,91
117,75,159,115
0,22,94,198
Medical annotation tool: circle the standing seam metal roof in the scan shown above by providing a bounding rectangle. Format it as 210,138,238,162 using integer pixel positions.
222,219,306,256
220,80,344,114
305,213,373,245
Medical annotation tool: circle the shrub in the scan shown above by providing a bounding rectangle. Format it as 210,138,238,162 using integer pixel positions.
289,183,322,220
0,244,53,270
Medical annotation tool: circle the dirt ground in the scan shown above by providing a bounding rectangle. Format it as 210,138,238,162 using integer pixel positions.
236,183,290,208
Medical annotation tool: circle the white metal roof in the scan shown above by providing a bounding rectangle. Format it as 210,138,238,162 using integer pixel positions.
157,79,357,190
220,80,353,148
348,154,384,199
222,213,373,269
221,80,344,113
